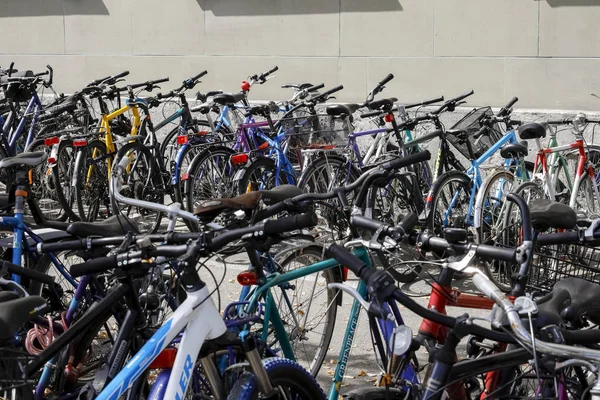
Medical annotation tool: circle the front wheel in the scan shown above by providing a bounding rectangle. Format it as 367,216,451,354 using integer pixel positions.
227,357,326,400
237,157,291,195
425,171,473,237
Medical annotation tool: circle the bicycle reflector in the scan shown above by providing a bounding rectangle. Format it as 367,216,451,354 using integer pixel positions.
237,271,258,286
177,135,188,145
148,347,177,369
384,114,394,123
44,136,59,146
181,172,189,181
241,81,250,91
72,138,87,147
257,141,269,150
196,130,209,136
231,153,249,165
47,156,56,164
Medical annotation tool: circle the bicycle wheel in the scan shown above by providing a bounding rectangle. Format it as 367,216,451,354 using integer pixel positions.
485,181,545,292
228,357,326,400
237,157,291,195
343,388,410,400
271,245,337,377
28,140,69,221
51,139,79,221
112,141,165,234
368,173,423,282
184,145,238,231
171,140,211,212
475,169,516,246
573,171,599,218
74,140,110,222
425,171,473,237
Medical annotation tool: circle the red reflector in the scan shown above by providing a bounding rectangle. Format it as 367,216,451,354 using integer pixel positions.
177,135,188,145
148,347,177,369
196,131,209,136
384,114,394,123
44,136,59,146
241,81,250,91
231,153,249,165
73,139,87,147
257,142,269,150
181,172,189,181
47,157,56,164
237,271,258,286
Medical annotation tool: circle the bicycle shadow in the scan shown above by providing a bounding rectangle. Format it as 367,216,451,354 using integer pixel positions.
0,0,109,17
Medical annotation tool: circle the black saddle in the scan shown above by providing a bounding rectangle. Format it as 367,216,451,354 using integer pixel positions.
326,104,360,122
518,123,546,140
42,95,78,119
260,185,304,205
554,278,600,325
67,215,140,238
281,83,313,90
529,198,577,230
0,151,48,169
212,92,245,106
0,296,47,341
500,142,528,159
368,98,398,111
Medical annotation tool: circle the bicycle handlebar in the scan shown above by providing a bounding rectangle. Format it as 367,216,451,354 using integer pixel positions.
312,85,344,102
404,95,445,109
498,96,518,117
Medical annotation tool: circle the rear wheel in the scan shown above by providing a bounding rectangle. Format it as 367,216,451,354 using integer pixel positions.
426,171,473,237
475,169,516,246
75,140,109,222
237,157,291,195
52,139,79,221
112,141,165,234
29,140,69,221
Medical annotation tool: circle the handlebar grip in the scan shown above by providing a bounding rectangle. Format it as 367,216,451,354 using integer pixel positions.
316,85,344,101
267,66,279,75
326,244,371,281
404,96,445,109
307,83,325,92
114,71,130,80
350,215,386,233
379,73,394,86
381,150,431,171
39,239,86,253
473,125,488,140
70,255,118,278
561,329,600,345
547,119,569,125
398,212,418,234
35,71,50,77
0,260,54,286
89,75,111,86
504,96,518,110
150,78,169,85
263,212,317,235
506,193,532,241
455,89,475,102
191,70,208,82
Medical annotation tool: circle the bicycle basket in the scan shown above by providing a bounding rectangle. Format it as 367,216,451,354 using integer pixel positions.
448,107,503,160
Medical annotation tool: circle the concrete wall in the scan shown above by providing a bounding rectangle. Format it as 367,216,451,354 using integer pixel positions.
2,0,600,111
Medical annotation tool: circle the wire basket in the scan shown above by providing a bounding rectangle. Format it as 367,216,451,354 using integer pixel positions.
525,243,600,294
447,107,503,160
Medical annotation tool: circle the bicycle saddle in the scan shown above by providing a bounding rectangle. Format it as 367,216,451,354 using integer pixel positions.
0,151,47,169
281,83,313,90
0,295,47,341
0,70,33,84
41,94,79,119
367,98,398,111
500,142,528,159
518,122,547,140
66,215,140,238
260,184,304,205
212,92,245,106
554,278,600,325
194,191,262,222
529,198,577,230
326,104,360,122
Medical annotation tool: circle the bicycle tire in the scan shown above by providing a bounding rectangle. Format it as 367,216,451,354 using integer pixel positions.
425,170,473,237
272,245,337,377
74,140,109,222
486,181,545,292
475,169,516,246
573,171,599,218
171,140,212,213
112,141,165,234
184,145,237,232
227,357,326,400
52,138,80,222
237,156,291,195
343,387,410,400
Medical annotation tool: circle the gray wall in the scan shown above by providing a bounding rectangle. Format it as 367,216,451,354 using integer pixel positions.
3,0,600,111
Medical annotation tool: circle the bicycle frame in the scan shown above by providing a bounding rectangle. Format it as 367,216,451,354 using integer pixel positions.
442,130,524,228
240,247,418,400
3,91,44,155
